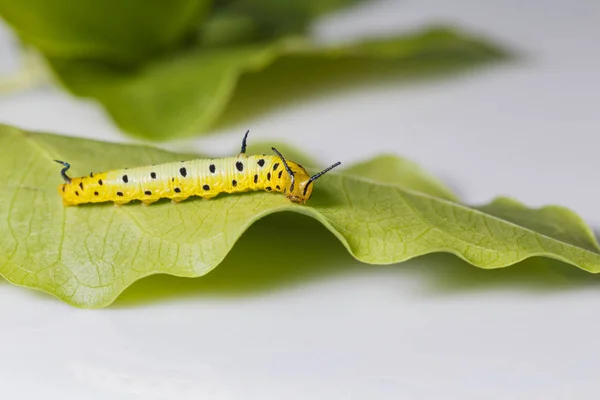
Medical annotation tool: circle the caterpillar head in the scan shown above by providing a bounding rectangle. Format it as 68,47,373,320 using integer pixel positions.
271,148,341,204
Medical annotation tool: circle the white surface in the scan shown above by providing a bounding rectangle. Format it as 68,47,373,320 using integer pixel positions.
1,1,600,399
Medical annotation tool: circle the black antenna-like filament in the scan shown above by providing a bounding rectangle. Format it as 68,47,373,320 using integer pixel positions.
54,160,72,183
303,161,341,195
271,147,295,191
309,161,341,183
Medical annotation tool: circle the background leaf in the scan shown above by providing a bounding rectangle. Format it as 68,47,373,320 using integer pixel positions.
201,0,365,44
0,0,211,64
47,27,507,140
0,0,508,140
0,124,598,308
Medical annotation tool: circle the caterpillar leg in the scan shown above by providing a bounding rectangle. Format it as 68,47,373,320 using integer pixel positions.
171,197,189,204
142,199,158,206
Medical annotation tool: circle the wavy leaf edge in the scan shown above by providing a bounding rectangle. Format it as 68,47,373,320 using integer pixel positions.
1,125,599,308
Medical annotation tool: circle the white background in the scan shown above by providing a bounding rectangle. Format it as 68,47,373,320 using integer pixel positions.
1,0,600,399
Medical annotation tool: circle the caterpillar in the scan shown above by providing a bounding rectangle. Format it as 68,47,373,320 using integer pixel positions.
54,131,341,206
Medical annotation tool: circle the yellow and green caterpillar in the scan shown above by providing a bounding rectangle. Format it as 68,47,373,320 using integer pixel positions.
55,131,341,206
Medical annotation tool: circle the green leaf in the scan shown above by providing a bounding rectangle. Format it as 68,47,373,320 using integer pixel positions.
1,124,599,308
343,155,459,202
46,26,507,140
202,0,366,42
0,0,211,64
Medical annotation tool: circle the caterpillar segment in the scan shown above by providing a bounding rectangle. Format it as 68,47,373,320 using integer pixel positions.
55,131,341,206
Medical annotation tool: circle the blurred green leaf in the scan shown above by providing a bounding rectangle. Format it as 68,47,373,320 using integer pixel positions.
47,26,507,140
0,0,211,64
203,0,366,42
1,125,599,308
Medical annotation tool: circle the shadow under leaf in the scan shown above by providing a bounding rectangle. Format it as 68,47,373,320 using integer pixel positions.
114,212,599,308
